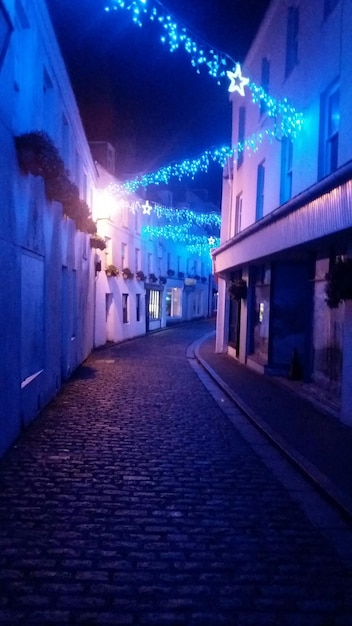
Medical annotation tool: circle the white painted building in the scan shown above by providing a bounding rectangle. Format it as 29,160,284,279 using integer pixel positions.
213,0,352,424
0,0,97,455
93,159,216,345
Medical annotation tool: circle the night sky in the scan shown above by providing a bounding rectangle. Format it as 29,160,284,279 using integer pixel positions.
46,0,271,203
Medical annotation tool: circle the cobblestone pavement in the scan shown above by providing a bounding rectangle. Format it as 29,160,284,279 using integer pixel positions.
1,320,352,626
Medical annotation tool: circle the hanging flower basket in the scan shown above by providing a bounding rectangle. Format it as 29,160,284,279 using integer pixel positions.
136,270,146,281
159,276,167,285
14,131,64,179
105,264,119,277
90,235,106,250
228,278,247,301
122,267,134,280
45,172,78,205
325,258,352,308
148,273,158,283
167,269,175,277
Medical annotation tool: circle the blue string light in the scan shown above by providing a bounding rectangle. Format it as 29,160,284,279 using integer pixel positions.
104,0,304,192
105,0,304,131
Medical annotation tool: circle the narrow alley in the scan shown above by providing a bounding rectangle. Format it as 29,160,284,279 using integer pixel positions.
1,320,352,626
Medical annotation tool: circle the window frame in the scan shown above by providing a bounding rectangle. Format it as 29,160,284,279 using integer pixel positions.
285,5,299,78
255,161,265,221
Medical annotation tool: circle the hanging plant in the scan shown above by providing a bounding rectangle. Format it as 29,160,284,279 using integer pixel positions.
45,171,79,205
136,270,146,281
167,269,175,277
105,264,119,277
90,234,106,250
122,267,134,279
159,276,167,285
325,258,352,308
228,278,247,301
14,131,65,179
177,271,185,280
148,273,158,283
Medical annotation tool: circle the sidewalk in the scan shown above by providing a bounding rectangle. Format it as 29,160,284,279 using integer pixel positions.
196,331,352,522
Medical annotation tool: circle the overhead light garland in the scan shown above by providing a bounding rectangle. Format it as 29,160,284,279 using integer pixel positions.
103,0,304,201
107,126,282,193
105,0,304,133
142,224,220,253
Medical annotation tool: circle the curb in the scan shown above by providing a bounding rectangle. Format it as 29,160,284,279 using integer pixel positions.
191,335,352,526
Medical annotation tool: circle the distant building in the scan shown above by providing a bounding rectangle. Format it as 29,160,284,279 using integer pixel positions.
93,170,217,344
213,0,352,425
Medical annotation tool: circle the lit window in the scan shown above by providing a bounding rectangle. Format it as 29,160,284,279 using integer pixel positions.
149,289,161,319
166,288,182,317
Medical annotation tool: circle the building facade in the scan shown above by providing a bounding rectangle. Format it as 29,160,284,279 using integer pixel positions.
213,0,352,425
93,163,216,346
0,0,97,455
0,0,218,458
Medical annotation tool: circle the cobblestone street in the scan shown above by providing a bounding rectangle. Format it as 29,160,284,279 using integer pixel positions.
1,320,352,625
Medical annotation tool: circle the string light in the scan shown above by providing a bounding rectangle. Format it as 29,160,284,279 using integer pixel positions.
103,0,304,201
142,224,220,253
105,0,304,133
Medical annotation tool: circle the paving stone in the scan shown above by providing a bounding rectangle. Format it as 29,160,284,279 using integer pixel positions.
0,320,352,624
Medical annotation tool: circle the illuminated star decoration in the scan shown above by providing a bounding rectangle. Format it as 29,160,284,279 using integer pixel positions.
142,200,152,215
227,64,249,96
208,236,216,246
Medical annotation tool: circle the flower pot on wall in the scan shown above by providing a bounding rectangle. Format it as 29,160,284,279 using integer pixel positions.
325,258,352,308
15,131,64,179
228,279,247,301
122,268,134,280
136,270,146,281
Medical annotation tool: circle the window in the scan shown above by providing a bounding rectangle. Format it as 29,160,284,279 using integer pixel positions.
166,288,182,317
134,209,139,233
147,252,152,275
122,293,129,324
234,192,242,235
149,289,161,319
237,106,246,169
0,2,12,71
121,242,127,269
280,137,293,204
324,0,339,18
319,83,340,179
136,293,141,322
135,248,140,272
256,161,265,220
285,6,299,77
260,57,270,116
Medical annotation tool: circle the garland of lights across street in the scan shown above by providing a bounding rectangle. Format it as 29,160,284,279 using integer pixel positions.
103,0,305,252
